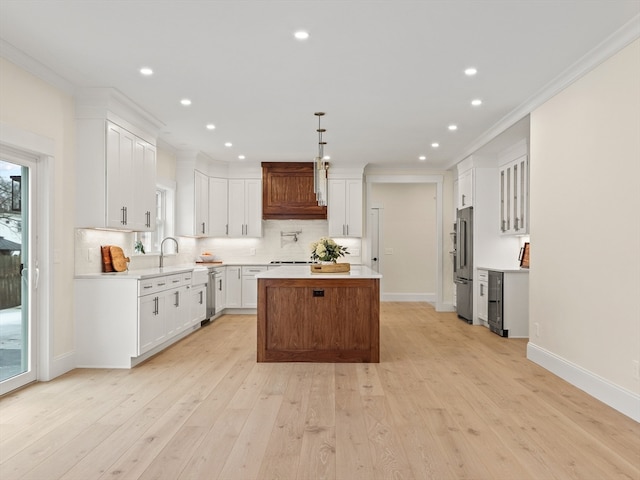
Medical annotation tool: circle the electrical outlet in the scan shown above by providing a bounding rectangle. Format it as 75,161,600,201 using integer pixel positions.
385,248,394,255
249,248,256,256
534,322,540,337
351,248,360,256
633,360,639,380
87,247,95,262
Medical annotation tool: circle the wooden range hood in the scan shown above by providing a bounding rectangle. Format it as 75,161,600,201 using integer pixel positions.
262,162,327,220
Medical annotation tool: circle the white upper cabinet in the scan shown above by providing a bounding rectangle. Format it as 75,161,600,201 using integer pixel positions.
457,168,474,209
79,120,157,230
208,177,229,237
328,179,363,237
194,170,209,236
499,145,529,235
228,179,262,237
75,88,161,231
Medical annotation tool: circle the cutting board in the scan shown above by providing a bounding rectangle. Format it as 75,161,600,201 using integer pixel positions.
109,246,130,272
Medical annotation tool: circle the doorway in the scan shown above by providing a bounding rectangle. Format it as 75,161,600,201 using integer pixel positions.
0,154,37,391
366,174,445,310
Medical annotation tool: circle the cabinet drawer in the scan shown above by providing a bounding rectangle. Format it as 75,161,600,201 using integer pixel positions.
242,266,268,276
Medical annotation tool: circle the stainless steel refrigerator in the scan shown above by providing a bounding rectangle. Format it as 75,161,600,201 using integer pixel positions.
454,206,473,323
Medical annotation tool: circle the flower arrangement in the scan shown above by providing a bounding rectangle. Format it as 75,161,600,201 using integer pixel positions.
310,237,349,263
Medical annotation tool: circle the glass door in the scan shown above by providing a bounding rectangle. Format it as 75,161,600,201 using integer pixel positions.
0,156,36,391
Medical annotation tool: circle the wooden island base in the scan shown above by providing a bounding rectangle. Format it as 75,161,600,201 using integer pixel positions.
257,277,380,363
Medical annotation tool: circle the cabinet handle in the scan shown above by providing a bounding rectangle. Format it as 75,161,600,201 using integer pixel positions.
146,211,151,228
226,224,228,235
157,282,166,287
480,284,484,296
121,206,126,225
462,194,466,206
143,285,153,290
201,222,206,234
346,224,349,236
237,269,240,279
199,291,203,304
153,296,159,315
218,279,222,290
172,279,180,283
175,291,180,307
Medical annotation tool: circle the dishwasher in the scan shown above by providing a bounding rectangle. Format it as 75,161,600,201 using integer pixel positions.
206,266,223,322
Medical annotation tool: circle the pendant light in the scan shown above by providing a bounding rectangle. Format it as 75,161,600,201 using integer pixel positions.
313,112,329,206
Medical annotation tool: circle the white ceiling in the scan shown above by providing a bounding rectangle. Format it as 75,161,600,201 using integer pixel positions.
1,1,638,170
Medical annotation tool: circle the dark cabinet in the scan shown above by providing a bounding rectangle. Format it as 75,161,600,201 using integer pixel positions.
261,162,327,219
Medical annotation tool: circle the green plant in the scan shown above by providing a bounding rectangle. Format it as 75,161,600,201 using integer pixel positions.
134,240,145,254
310,237,349,263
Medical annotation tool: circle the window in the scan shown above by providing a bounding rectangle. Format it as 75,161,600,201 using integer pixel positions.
136,182,175,254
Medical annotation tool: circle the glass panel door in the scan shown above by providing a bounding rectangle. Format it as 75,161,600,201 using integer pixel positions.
0,157,36,390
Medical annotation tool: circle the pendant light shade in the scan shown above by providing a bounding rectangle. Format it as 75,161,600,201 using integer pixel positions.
313,112,329,206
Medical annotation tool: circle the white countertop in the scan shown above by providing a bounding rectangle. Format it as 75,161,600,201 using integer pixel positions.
75,264,205,280
255,265,382,280
477,266,530,273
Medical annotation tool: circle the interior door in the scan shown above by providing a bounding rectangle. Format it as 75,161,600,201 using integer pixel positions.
0,156,37,393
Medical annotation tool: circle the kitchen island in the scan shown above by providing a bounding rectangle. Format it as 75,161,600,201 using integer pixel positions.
256,265,381,363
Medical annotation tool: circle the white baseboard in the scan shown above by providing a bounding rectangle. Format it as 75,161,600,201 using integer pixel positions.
381,293,435,302
437,302,455,312
527,343,640,422
44,351,76,381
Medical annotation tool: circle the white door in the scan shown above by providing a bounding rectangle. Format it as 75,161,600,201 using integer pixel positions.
0,156,37,393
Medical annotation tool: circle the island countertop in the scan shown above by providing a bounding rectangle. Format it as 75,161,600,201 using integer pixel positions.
256,264,382,280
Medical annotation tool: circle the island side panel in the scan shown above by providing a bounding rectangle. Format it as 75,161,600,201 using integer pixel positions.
257,277,380,362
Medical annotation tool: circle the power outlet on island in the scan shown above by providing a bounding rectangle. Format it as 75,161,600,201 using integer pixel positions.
633,360,640,381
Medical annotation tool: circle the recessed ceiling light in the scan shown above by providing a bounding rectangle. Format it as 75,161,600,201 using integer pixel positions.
238,155,245,160
419,156,426,161
431,143,439,148
206,124,216,130
448,125,458,131
180,98,192,106
224,142,232,147
294,31,309,40
464,67,477,76
139,67,153,76
471,99,482,106
323,155,331,160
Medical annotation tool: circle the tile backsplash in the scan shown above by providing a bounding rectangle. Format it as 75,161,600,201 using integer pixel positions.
75,220,361,274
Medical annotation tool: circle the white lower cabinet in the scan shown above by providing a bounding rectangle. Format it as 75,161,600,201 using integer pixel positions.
225,266,242,308
477,269,489,325
214,267,226,313
76,269,201,369
241,266,268,308
190,284,207,326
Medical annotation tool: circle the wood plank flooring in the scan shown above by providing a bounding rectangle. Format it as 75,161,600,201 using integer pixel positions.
1,302,638,479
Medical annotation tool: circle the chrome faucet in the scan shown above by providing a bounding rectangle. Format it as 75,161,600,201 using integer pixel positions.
159,237,179,268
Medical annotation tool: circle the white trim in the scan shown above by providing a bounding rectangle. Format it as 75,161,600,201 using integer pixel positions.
0,39,75,95
0,125,57,384
527,343,640,422
366,174,445,312
447,14,640,169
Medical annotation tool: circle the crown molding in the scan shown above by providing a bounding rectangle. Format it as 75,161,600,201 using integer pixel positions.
447,13,640,170
0,39,75,95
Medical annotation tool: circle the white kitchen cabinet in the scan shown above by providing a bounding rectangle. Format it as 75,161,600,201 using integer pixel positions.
193,170,209,236
457,168,473,209
477,269,489,326
209,177,229,237
241,266,268,308
328,179,363,237
77,120,156,230
225,266,242,308
499,155,529,235
191,284,207,325
228,179,262,237
214,267,226,313
75,268,201,368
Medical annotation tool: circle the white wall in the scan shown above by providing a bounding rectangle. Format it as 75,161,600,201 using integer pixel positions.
0,58,76,373
370,183,437,299
528,39,640,419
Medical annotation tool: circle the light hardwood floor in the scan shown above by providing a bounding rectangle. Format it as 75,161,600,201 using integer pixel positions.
1,303,638,480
